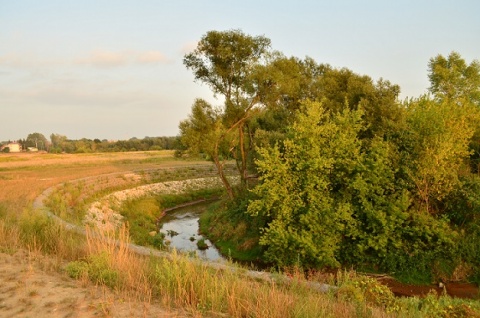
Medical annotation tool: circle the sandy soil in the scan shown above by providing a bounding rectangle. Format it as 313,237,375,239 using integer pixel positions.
0,249,187,318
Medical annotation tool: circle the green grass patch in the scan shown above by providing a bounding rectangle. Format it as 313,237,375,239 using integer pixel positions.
119,197,164,248
199,201,264,264
65,252,119,288
0,155,29,163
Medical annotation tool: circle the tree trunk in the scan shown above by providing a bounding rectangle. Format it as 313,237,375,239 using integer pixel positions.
213,142,234,200
238,123,248,188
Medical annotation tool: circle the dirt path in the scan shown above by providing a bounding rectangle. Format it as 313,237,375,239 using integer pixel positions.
0,249,187,318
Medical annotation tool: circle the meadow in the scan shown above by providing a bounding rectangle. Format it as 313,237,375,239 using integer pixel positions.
1,151,479,317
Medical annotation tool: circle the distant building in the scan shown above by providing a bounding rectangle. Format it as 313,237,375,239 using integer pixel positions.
0,142,22,153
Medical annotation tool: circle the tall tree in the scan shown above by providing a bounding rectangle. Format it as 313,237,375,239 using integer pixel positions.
26,132,48,150
50,133,67,152
183,30,271,197
428,51,480,106
404,97,477,213
247,101,364,268
179,99,235,196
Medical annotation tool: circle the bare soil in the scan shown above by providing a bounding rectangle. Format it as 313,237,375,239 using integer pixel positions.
0,249,186,318
378,277,479,299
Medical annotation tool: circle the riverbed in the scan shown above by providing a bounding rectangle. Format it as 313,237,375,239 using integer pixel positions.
158,202,224,261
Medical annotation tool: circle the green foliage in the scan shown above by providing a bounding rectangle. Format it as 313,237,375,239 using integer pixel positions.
120,197,163,248
120,188,224,248
248,98,469,280
87,253,120,287
18,208,64,254
404,97,477,212
64,260,89,279
248,101,365,268
381,212,459,284
46,135,180,153
199,199,264,263
182,30,274,197
44,181,87,223
458,222,480,284
25,132,48,150
178,99,229,159
428,51,480,106
65,252,119,288
183,29,271,103
196,238,208,250
337,138,411,266
335,274,397,312
180,36,480,284
444,175,480,225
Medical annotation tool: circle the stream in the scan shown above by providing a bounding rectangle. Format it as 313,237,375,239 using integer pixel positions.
158,202,224,262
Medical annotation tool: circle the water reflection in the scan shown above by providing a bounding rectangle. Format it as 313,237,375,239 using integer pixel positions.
158,202,224,261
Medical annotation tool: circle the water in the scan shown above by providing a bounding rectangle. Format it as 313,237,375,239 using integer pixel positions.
158,202,224,261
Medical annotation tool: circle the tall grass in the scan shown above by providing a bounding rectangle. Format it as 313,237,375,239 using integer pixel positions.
0,203,20,254
72,226,365,317
3,201,480,317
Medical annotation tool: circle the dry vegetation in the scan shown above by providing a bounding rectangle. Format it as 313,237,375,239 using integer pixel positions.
1,151,479,317
0,151,205,317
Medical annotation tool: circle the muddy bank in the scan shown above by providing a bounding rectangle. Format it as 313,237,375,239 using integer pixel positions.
378,277,479,299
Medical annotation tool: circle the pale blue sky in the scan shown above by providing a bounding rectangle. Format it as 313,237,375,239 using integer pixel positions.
1,1,479,141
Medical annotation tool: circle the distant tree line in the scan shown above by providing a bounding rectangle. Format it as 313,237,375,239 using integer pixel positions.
1,134,181,153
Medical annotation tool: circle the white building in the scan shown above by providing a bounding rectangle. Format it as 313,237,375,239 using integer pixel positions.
0,142,22,153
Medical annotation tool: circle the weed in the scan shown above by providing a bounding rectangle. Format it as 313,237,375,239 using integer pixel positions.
65,260,89,279
196,238,208,250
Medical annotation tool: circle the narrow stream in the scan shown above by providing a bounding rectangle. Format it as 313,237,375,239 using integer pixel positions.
158,202,224,261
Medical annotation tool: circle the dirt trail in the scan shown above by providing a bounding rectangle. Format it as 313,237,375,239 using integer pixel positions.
0,250,187,318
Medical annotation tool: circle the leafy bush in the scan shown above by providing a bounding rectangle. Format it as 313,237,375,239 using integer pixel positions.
379,212,459,283
336,275,396,311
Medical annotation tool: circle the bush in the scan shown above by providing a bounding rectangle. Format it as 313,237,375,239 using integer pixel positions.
19,209,63,254
65,260,89,279
379,212,459,284
335,273,398,313
65,252,120,288
444,175,480,225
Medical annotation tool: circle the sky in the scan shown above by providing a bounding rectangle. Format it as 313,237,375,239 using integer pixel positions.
1,0,479,141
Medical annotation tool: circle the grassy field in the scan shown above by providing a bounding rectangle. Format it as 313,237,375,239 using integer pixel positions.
1,151,480,317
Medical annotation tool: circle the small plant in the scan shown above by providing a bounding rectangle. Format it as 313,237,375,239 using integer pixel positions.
166,229,179,237
196,238,208,250
65,260,89,279
65,252,120,288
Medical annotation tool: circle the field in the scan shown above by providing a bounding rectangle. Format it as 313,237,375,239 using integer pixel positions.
0,151,206,317
1,151,480,318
